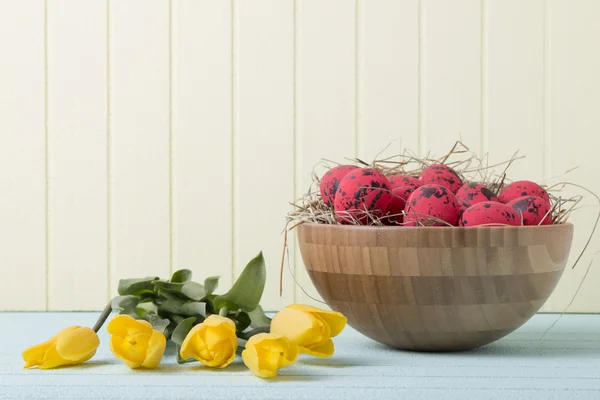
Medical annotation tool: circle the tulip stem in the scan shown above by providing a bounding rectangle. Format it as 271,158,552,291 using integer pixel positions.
92,301,114,333
237,326,270,340
218,307,229,317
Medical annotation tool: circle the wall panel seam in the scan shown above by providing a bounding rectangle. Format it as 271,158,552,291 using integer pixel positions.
354,0,360,159
417,0,425,157
230,0,236,284
480,0,487,158
44,0,49,311
292,0,298,302
168,0,174,276
543,0,551,178
106,0,112,302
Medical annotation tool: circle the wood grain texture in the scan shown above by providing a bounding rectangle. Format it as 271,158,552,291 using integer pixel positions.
235,0,295,309
357,0,419,161
172,0,232,289
109,0,170,295
47,0,108,310
544,0,600,313
0,1,46,310
295,0,357,306
297,223,573,351
484,0,545,181
421,0,482,157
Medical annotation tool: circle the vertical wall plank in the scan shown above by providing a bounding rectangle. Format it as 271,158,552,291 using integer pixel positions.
544,0,600,312
295,0,357,306
109,0,170,293
47,0,108,310
422,0,482,158
172,0,232,289
0,2,46,310
235,0,295,310
485,0,544,181
358,0,419,161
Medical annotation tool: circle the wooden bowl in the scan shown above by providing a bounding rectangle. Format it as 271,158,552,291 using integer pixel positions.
297,223,574,351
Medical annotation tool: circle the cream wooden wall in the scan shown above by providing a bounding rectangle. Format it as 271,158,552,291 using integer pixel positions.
0,0,598,312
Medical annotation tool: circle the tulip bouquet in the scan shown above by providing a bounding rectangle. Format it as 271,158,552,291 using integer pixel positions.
22,252,347,378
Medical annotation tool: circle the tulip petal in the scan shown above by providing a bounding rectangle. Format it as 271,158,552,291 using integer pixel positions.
242,344,276,379
107,315,153,337
22,326,78,368
271,307,320,344
38,344,71,370
289,304,347,337
56,327,100,361
301,339,334,358
109,335,142,369
180,324,203,360
281,339,299,367
142,331,166,369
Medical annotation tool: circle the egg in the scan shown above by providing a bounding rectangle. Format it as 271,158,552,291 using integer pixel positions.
334,168,392,224
404,184,461,226
498,180,550,204
507,195,552,226
387,186,416,224
388,174,421,190
455,182,499,210
319,165,358,206
419,163,463,194
460,202,519,227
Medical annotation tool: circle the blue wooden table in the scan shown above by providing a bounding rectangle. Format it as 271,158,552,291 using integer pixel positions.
1,313,599,399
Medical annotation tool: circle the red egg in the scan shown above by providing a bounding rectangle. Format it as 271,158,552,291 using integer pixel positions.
334,168,392,224
319,165,358,206
507,195,552,226
388,175,421,190
455,182,499,210
460,202,519,227
419,164,463,194
404,184,461,226
387,186,416,224
498,180,549,204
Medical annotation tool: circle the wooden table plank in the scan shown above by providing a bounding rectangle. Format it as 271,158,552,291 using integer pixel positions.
1,313,599,399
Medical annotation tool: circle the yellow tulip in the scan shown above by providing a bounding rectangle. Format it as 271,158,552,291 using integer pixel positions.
241,333,298,378
22,326,99,369
180,315,237,368
107,315,166,369
270,304,347,358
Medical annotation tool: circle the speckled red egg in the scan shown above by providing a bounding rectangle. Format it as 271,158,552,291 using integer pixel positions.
498,180,549,204
419,164,463,194
388,175,421,190
460,202,519,227
387,186,416,224
455,182,499,210
404,184,461,226
319,165,358,206
334,168,392,224
507,195,552,226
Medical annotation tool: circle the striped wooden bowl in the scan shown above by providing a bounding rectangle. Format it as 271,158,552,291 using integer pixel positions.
297,223,574,351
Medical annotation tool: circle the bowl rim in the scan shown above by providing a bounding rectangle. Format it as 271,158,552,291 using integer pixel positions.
297,221,574,232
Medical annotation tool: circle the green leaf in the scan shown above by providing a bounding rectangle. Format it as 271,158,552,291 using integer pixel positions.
157,289,180,301
118,277,158,296
135,301,158,318
152,280,206,301
171,269,192,283
171,317,197,346
181,282,206,301
148,314,170,335
158,299,206,318
172,317,198,365
204,276,219,295
214,251,266,313
234,311,251,332
111,295,140,314
248,304,272,329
